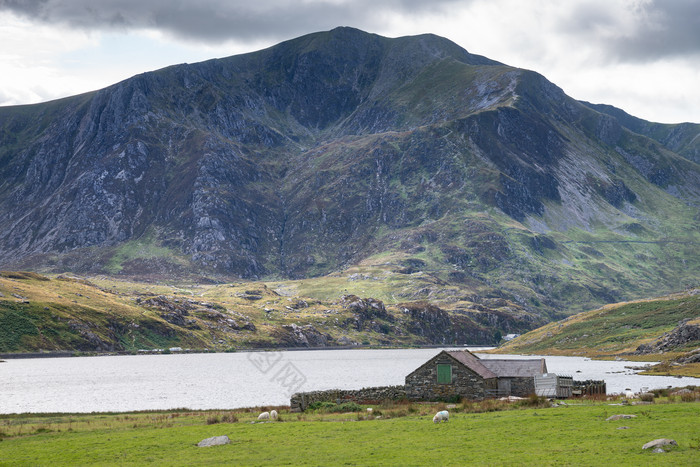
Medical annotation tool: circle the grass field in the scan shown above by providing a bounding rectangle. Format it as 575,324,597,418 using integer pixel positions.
1,397,699,466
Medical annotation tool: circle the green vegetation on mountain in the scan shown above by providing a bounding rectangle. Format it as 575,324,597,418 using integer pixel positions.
0,269,538,353
1,27,699,340
493,289,700,376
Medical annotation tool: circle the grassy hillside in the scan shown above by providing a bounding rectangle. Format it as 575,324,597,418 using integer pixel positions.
492,289,700,376
1,398,699,465
0,269,537,354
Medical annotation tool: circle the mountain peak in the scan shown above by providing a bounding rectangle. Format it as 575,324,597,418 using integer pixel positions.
0,28,698,321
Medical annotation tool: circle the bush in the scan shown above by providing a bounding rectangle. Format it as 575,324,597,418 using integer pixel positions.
331,402,363,413
515,394,550,408
639,393,655,402
307,401,336,411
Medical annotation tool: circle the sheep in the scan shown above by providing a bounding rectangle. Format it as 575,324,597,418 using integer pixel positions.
270,410,278,420
624,388,635,399
367,408,373,414
257,411,270,420
433,410,449,423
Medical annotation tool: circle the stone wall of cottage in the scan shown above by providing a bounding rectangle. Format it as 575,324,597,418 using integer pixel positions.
404,353,497,401
290,385,406,412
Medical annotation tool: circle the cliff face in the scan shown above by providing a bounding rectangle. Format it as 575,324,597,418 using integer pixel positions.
1,27,699,316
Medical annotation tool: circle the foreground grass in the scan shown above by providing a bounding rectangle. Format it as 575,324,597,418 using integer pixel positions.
1,401,699,466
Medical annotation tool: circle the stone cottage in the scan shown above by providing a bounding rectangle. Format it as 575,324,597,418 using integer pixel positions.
404,350,547,400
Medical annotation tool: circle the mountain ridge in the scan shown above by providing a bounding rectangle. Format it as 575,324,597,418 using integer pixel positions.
1,26,699,323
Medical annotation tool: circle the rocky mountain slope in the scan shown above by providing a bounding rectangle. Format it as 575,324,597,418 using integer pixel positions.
1,27,699,324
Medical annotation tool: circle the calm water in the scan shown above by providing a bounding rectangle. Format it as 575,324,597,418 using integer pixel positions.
1,348,697,413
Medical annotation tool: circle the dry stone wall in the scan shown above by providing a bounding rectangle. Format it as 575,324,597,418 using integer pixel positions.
290,386,406,411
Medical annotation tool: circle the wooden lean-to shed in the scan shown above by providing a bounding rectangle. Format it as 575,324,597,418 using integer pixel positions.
405,350,548,400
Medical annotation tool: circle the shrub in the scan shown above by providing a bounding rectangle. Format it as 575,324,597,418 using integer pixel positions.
307,401,336,411
639,393,655,402
515,394,550,408
332,402,363,413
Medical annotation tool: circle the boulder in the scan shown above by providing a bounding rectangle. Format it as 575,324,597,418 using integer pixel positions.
197,435,231,447
642,438,677,450
605,414,636,421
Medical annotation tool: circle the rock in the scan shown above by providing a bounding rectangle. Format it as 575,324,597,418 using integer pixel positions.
616,426,630,430
635,320,700,354
271,323,335,347
606,414,637,421
197,435,230,447
642,438,677,450
652,447,665,453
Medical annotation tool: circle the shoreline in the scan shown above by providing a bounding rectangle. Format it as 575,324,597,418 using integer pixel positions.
0,344,495,360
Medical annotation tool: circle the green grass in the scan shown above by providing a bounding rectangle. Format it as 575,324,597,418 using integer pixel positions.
496,291,700,357
1,402,699,466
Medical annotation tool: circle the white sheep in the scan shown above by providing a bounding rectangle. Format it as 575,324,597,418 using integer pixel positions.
433,410,449,423
624,388,635,399
270,409,278,420
257,411,270,420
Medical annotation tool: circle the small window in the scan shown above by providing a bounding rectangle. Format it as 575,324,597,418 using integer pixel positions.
437,364,452,384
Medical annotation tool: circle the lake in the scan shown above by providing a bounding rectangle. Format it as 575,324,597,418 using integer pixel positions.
1,348,697,414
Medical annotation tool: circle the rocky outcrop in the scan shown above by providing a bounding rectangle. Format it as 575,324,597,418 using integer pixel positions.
635,318,700,354
271,324,335,347
400,302,494,345
341,295,393,331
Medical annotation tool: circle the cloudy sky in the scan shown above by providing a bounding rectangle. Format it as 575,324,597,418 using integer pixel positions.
1,0,698,123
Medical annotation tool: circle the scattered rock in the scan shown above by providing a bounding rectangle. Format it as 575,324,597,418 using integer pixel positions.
642,438,677,450
635,319,700,354
616,426,630,430
197,435,230,447
606,414,637,421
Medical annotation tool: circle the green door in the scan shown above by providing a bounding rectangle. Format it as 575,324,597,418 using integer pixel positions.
437,364,452,384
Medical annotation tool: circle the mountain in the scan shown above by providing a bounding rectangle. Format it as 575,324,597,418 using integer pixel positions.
580,101,700,165
1,27,699,323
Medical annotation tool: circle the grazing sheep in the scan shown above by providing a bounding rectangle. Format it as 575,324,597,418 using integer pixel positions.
433,410,449,423
624,388,635,399
367,408,373,414
270,410,278,420
257,411,270,420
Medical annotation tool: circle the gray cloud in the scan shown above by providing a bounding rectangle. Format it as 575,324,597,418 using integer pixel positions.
0,0,464,43
563,0,700,62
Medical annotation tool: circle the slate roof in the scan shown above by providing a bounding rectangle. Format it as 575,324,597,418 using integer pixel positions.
445,351,497,379
406,350,548,381
479,358,547,377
